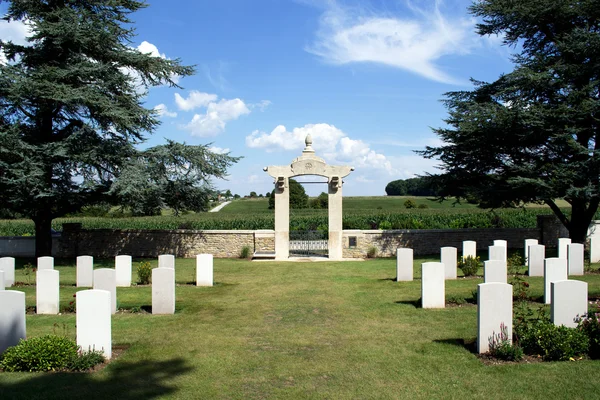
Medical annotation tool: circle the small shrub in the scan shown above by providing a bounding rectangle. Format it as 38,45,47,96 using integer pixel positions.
446,294,466,306
510,275,530,302
137,261,152,285
23,262,35,285
417,204,428,209
67,350,106,372
457,255,482,276
488,323,523,361
240,245,251,259
403,199,417,209
366,246,378,258
0,335,78,372
507,253,525,275
578,302,600,359
515,308,589,361
379,221,392,230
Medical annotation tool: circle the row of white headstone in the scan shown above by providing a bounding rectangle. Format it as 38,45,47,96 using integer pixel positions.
0,289,113,358
476,279,587,353
395,238,587,283
394,244,588,355
0,254,216,358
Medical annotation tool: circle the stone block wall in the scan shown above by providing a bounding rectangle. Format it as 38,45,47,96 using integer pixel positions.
341,228,541,258
58,224,270,258
0,214,567,259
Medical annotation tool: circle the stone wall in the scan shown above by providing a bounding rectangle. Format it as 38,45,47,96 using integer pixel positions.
1,215,567,259
0,236,60,258
341,228,541,258
58,224,272,258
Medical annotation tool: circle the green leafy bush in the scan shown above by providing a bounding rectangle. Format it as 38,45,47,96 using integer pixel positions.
366,246,378,258
457,255,481,276
403,199,417,209
67,350,106,371
137,261,152,285
240,245,251,259
515,310,589,361
507,253,525,275
488,323,523,361
0,335,78,372
446,294,466,305
578,302,600,359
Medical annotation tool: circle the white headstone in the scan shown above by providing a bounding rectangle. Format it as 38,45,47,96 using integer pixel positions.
158,254,175,269
77,256,94,287
477,282,513,354
558,238,571,259
462,241,476,259
77,289,112,359
93,269,117,314
0,290,26,354
152,267,175,314
488,245,505,262
591,236,600,263
441,247,457,280
115,255,132,287
36,269,60,315
484,260,507,283
528,244,545,276
0,271,4,290
567,243,584,276
421,262,445,309
37,256,54,270
493,239,507,248
544,258,568,304
551,280,588,328
396,248,414,282
0,257,15,287
524,239,538,263
196,254,213,286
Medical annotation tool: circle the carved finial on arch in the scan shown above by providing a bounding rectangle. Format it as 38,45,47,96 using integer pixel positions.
303,134,315,153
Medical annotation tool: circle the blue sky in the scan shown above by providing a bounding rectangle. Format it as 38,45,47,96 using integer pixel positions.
1,0,515,196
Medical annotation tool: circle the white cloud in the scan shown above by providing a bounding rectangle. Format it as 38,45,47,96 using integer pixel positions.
0,19,32,46
174,91,218,111
246,123,346,152
138,41,166,59
122,41,180,94
306,2,476,84
0,18,33,64
246,123,393,174
154,104,177,118
183,98,250,137
250,100,272,112
209,146,230,154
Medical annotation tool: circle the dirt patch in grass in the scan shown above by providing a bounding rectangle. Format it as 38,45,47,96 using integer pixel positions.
478,353,544,366
87,345,129,373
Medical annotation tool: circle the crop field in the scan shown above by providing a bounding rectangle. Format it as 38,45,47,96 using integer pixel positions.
0,197,575,236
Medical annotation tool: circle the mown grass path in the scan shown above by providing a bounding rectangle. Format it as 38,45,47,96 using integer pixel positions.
1,258,599,399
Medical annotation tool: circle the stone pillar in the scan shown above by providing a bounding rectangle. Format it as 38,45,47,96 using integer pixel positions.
274,178,289,260
328,178,343,260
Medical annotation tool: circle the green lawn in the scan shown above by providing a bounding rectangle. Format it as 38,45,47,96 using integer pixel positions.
1,257,600,399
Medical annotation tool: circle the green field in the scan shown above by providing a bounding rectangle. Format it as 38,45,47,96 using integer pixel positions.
1,257,599,399
0,196,575,236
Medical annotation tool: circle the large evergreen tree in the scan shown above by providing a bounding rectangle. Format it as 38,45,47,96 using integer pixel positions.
0,0,239,256
420,0,600,243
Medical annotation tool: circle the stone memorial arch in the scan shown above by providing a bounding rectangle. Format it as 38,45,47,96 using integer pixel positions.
263,135,353,260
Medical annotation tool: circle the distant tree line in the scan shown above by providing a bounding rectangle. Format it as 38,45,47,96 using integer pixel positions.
385,177,439,196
